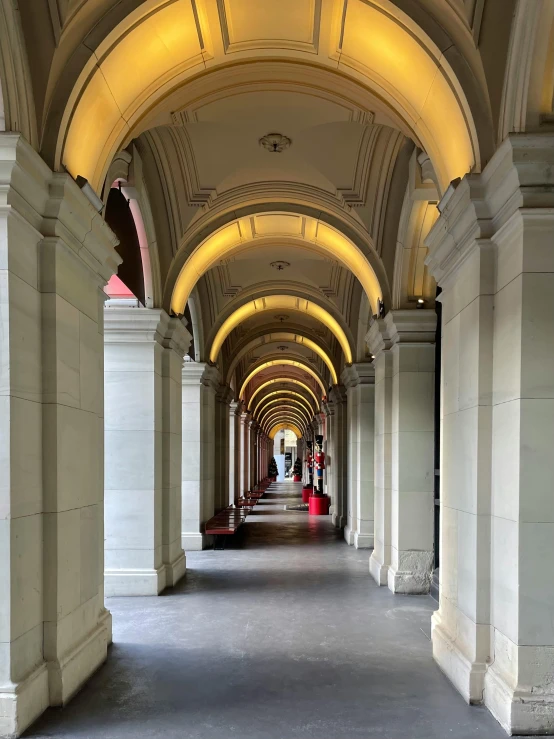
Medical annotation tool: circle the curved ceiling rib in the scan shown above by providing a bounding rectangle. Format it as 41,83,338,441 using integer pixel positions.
209,295,353,365
170,215,383,316
255,397,314,422
261,407,310,430
226,331,338,386
269,423,302,440
239,359,327,400
253,391,315,418
263,412,307,433
249,378,320,411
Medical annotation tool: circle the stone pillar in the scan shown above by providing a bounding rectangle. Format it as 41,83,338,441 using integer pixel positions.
342,364,375,548
181,363,219,550
328,385,347,528
0,136,120,735
240,411,251,493
228,401,241,504
250,421,259,487
214,386,233,512
426,134,554,735
386,310,436,594
104,306,189,595
368,320,393,585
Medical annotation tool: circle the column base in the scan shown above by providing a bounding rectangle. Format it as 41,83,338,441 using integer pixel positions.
388,550,433,594
0,663,49,739
369,551,388,585
343,525,355,545
164,551,186,587
181,532,210,551
332,513,345,529
104,565,167,597
431,611,487,704
484,634,554,736
47,614,110,706
353,532,374,549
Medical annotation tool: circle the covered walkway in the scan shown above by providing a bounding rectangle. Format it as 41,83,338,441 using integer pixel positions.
29,483,504,739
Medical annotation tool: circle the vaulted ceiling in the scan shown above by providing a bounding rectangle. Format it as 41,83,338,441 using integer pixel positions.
12,0,527,429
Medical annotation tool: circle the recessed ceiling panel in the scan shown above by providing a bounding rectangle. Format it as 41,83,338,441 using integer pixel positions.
219,0,321,52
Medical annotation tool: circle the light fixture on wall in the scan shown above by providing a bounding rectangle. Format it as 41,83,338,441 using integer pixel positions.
277,345,289,351
417,298,425,309
274,314,289,323
75,175,104,213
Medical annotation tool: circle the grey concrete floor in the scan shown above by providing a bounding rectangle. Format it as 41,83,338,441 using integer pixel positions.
28,482,508,739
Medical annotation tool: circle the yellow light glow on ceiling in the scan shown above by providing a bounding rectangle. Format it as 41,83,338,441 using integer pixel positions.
248,378,320,411
255,396,313,421
209,295,353,365
269,422,302,440
239,359,326,400
260,406,309,429
226,332,338,386
59,0,476,203
253,391,315,417
265,415,306,435
171,215,383,317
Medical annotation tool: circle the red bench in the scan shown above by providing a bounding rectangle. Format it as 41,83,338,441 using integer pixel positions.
205,505,250,549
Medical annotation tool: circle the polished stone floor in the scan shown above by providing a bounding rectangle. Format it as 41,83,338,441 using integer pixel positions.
28,482,508,738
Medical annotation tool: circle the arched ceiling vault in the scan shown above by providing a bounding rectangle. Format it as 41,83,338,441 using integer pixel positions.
249,379,320,412
226,330,338,387
253,390,316,418
261,407,311,430
207,292,355,365
50,1,482,194
269,423,302,440
256,400,313,425
263,409,308,432
239,358,328,400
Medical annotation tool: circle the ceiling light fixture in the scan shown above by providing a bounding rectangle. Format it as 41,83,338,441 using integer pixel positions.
259,133,292,153
270,261,290,271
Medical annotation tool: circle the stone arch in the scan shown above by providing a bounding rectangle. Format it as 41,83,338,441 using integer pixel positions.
498,0,554,141
205,288,356,367
52,1,483,195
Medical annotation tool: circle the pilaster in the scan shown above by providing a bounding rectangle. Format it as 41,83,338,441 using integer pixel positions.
104,306,190,596
386,309,436,594
328,384,347,528
426,133,554,734
367,318,394,585
341,364,375,549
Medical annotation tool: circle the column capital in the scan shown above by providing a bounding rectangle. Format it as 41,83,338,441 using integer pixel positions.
425,132,554,287
182,360,208,385
104,305,191,357
383,309,436,346
216,384,235,405
366,317,393,358
328,384,347,406
341,362,375,389
200,364,221,391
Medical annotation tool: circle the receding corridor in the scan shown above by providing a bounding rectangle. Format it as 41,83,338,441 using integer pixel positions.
28,484,505,739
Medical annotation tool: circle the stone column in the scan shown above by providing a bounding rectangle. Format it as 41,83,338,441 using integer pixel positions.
181,363,220,550
250,421,259,487
214,386,233,512
368,320,393,585
228,401,241,504
426,134,554,735
104,306,189,595
0,136,120,735
342,364,375,548
328,385,347,528
387,311,436,594
240,411,251,493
